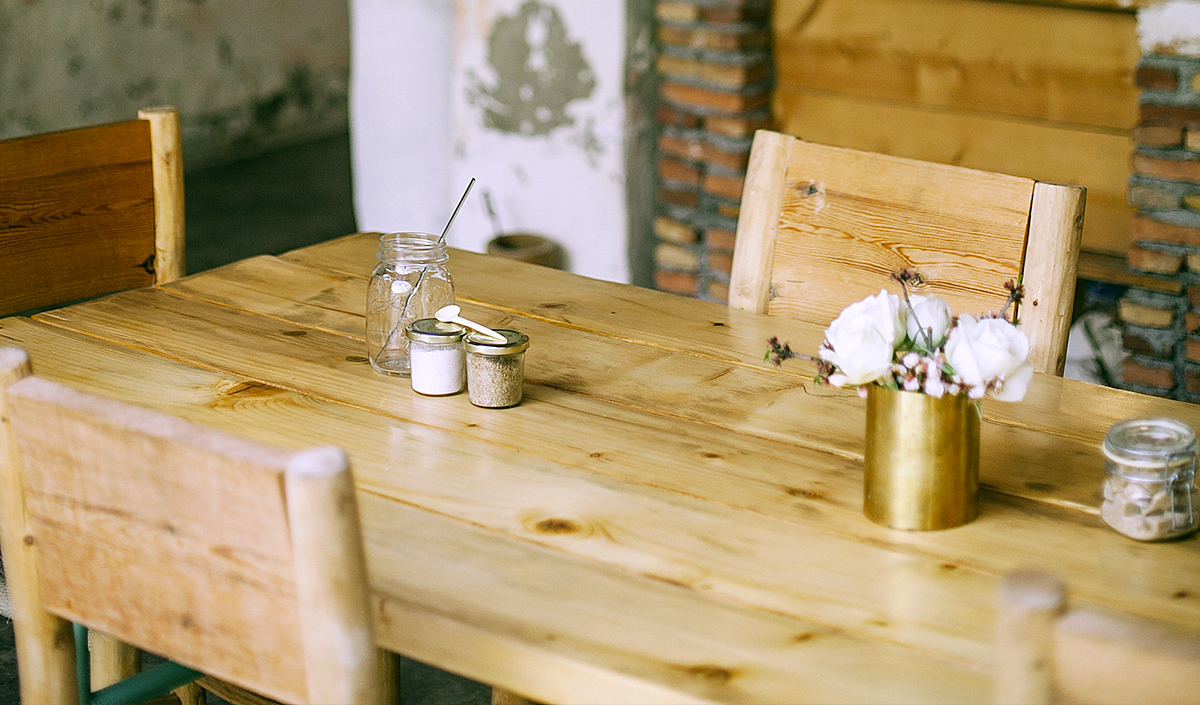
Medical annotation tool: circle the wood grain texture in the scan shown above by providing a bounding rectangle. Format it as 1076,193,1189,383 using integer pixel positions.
89,631,139,688
996,571,1066,705
6,376,308,703
139,107,186,284
729,130,793,313
0,348,78,705
759,136,1038,354
0,320,990,704
24,287,1200,642
773,88,1133,255
0,119,156,315
1022,182,1086,377
773,0,1138,130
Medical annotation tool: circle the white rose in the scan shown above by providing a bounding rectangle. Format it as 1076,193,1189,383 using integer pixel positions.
944,315,1032,402
905,294,952,348
820,290,903,386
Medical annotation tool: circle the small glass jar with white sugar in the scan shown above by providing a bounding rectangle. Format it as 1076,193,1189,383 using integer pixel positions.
405,319,465,396
1101,418,1199,541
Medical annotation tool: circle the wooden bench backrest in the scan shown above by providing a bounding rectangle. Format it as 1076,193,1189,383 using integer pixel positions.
0,349,378,704
0,107,184,316
729,130,1085,375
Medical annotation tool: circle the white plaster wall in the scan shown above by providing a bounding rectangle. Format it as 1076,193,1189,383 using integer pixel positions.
350,0,630,283
1139,0,1200,56
350,0,455,235
0,0,350,164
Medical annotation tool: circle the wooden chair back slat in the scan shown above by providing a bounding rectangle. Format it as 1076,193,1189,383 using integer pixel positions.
997,570,1200,705
0,108,186,317
730,130,1085,375
0,361,380,704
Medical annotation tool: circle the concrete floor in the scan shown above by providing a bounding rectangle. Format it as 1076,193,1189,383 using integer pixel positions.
0,132,491,704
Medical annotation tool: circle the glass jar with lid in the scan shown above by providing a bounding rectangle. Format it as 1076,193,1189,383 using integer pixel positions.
464,329,530,408
1101,418,1198,541
405,318,465,396
366,232,455,376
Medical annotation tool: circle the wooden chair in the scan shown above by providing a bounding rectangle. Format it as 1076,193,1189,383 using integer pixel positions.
728,130,1086,376
0,106,187,696
996,570,1200,705
0,107,185,317
0,347,385,705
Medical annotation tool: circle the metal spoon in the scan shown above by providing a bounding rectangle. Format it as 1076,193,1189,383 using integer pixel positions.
435,305,507,343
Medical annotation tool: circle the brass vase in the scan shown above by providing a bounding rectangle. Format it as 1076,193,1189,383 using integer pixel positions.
863,385,980,531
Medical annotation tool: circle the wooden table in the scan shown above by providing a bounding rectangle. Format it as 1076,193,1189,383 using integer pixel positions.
4,232,1200,704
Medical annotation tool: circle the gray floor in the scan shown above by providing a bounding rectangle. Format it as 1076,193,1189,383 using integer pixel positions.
0,132,491,704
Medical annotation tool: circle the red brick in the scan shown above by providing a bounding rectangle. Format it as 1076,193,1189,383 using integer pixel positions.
660,82,768,113
1123,330,1172,360
1134,124,1184,148
707,279,731,302
1187,369,1200,394
702,140,751,171
1187,309,1200,333
704,172,745,200
656,1,699,23
1122,358,1175,389
659,158,702,185
1136,65,1179,91
655,270,699,295
1188,338,1200,364
700,5,769,23
654,216,698,244
659,25,768,51
1128,184,1180,210
659,133,704,161
705,113,772,138
706,227,737,252
656,242,700,270
660,185,699,208
1140,102,1200,129
1132,214,1200,247
706,250,734,276
656,104,701,129
717,203,741,219
1128,244,1184,274
1132,153,1200,183
658,25,695,48
1190,285,1200,309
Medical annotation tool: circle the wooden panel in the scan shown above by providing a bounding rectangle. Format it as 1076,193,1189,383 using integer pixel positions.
767,138,1034,330
6,378,308,704
0,119,156,315
774,0,1139,130
774,88,1134,255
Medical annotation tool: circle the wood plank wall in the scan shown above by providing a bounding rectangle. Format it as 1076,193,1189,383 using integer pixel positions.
772,0,1141,255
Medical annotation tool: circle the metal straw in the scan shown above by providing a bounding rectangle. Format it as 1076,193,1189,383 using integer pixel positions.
373,177,476,366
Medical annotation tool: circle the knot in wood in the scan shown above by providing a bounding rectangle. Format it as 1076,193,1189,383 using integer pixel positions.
534,518,579,534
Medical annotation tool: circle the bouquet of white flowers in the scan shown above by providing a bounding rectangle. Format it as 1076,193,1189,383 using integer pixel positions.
769,270,1033,403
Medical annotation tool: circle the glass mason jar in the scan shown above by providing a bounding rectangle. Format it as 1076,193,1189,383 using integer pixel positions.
405,318,465,396
1101,418,1199,541
464,329,530,408
366,232,455,376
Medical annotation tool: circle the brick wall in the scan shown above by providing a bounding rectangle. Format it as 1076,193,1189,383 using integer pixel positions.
1121,55,1200,400
652,0,771,302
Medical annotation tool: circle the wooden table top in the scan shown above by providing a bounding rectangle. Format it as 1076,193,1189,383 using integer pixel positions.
5,232,1200,704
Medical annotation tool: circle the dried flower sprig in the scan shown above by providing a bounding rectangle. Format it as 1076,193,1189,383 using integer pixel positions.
890,268,934,351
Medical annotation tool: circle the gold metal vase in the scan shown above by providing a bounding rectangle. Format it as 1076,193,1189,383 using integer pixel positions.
863,385,980,531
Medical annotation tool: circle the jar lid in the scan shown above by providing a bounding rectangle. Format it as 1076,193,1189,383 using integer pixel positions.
464,329,529,355
1103,418,1198,470
405,318,464,344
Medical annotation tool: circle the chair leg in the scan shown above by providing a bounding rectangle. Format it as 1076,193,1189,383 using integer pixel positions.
172,682,205,705
90,631,139,688
492,688,541,705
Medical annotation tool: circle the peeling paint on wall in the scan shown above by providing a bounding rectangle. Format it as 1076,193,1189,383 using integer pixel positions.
466,1,595,137
0,0,349,165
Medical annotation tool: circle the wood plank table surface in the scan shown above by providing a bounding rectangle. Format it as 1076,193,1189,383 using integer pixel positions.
5,231,1200,704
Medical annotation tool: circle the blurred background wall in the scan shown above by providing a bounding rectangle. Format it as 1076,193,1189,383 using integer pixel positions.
0,0,350,166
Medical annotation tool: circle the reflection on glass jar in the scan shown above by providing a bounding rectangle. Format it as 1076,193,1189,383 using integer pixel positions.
366,232,455,376
1101,418,1199,541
